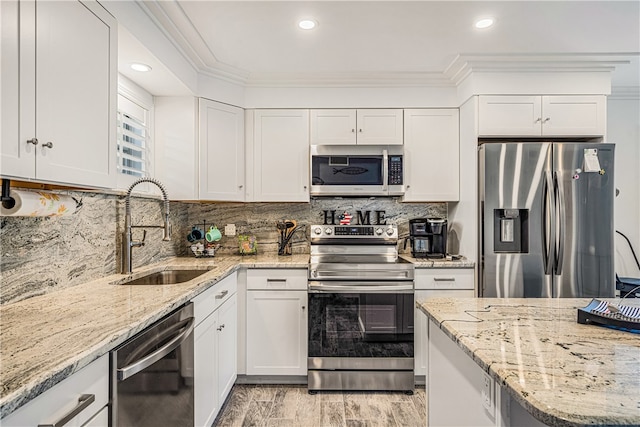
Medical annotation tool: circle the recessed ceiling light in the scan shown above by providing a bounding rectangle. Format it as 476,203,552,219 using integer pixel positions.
298,19,317,30
130,63,152,72
475,18,494,29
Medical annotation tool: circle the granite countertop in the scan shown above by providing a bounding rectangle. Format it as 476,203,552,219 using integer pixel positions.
0,254,309,419
417,297,640,427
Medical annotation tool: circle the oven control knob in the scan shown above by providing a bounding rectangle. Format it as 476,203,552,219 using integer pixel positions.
375,227,383,236
386,227,395,236
313,226,322,235
324,227,333,235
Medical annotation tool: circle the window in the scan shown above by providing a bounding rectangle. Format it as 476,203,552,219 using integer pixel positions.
116,75,153,190
117,95,148,178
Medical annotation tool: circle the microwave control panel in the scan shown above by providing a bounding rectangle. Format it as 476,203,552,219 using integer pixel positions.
388,156,403,185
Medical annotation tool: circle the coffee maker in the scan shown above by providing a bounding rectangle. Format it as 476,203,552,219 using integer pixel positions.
407,218,447,258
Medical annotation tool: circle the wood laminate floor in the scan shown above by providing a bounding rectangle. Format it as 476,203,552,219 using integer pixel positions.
213,384,426,427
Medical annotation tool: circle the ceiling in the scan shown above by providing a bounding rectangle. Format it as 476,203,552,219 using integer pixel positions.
117,1,640,96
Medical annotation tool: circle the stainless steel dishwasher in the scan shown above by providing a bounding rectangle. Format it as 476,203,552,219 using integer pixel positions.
111,303,195,427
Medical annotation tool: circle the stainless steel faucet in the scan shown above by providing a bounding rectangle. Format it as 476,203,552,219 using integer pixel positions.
122,178,171,274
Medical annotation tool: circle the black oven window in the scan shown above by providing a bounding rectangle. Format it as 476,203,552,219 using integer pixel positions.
311,156,383,186
308,293,413,358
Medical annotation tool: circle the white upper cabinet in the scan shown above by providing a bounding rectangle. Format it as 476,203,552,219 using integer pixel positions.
1,0,117,188
247,109,310,202
310,109,403,145
403,109,459,202
478,95,606,137
199,99,245,201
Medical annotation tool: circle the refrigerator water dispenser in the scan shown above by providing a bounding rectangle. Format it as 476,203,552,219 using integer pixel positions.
493,209,529,253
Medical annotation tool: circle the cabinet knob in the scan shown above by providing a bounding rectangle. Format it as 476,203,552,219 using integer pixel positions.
217,324,225,331
27,138,39,146
351,129,355,133
535,117,542,123
302,306,306,311
359,129,363,133
239,185,243,189
303,185,307,190
42,141,54,149
543,117,550,123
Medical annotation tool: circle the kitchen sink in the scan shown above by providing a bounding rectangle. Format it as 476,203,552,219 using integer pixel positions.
122,269,209,286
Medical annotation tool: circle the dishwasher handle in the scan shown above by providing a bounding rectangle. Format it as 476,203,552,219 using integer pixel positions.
117,317,195,381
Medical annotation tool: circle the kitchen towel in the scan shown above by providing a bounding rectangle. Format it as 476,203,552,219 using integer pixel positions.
0,189,76,217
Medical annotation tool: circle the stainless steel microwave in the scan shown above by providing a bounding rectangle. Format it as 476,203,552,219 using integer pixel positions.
310,145,404,196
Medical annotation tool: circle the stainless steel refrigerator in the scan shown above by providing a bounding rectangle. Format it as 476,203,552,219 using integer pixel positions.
478,142,615,298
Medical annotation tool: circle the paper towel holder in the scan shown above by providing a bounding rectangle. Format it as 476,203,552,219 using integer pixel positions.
1,179,15,209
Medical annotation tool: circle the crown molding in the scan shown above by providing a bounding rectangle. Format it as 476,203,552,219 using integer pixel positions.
609,86,640,100
445,53,631,86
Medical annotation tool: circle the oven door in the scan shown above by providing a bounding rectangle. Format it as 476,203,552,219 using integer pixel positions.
308,281,414,361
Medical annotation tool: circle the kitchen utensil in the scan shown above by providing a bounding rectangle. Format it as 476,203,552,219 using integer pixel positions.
205,226,222,242
187,226,204,242
278,222,299,256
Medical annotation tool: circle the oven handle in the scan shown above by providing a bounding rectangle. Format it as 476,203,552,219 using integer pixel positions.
308,282,414,293
117,317,195,381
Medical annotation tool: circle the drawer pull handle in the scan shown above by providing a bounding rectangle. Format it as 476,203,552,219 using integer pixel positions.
215,290,229,299
38,394,95,427
433,277,455,282
266,279,287,283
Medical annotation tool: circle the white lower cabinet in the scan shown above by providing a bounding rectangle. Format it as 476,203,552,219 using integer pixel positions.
246,269,308,376
2,354,109,427
193,272,238,427
414,268,475,377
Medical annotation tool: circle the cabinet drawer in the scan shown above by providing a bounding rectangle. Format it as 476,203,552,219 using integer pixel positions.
3,354,108,427
247,268,308,290
194,271,237,324
415,268,474,290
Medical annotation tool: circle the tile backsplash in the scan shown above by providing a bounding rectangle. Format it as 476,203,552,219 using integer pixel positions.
1,190,445,305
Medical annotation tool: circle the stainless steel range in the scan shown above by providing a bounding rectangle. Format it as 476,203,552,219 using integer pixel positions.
308,224,415,393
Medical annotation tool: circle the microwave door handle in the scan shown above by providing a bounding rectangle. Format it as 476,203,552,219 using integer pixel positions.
382,149,389,192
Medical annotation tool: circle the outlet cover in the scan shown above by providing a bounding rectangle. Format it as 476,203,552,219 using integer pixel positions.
482,372,494,416
224,224,236,236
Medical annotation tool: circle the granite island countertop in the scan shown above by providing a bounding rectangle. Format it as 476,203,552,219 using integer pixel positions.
0,254,309,419
417,297,640,427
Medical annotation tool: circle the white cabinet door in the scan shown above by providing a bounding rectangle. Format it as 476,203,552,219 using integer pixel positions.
246,290,308,375
155,96,198,200
310,109,403,146
478,95,542,137
0,0,116,188
403,109,459,202
541,95,606,136
310,109,357,145
0,0,33,178
194,307,219,427
216,294,237,405
478,95,606,137
199,99,245,201
356,109,404,145
2,355,109,427
251,110,310,202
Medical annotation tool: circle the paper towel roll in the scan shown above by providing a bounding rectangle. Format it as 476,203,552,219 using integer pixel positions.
0,190,76,217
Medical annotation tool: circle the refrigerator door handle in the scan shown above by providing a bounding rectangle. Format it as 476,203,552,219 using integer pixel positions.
554,171,566,275
542,171,554,275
